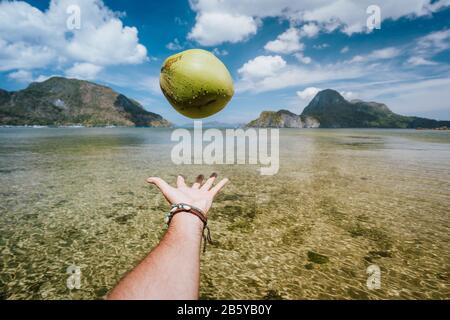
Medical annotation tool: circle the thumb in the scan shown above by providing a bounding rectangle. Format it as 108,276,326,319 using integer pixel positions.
147,177,172,195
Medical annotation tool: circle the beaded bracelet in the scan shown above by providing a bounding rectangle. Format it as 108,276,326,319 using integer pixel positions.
165,203,212,252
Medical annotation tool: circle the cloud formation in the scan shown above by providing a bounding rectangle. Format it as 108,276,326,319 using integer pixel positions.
0,0,148,80
188,0,450,45
187,12,257,46
350,47,401,63
236,32,447,94
236,59,368,93
238,55,287,80
297,87,357,101
296,87,321,100
412,29,450,64
264,28,303,54
264,23,320,58
7,70,34,83
166,38,184,50
65,62,103,80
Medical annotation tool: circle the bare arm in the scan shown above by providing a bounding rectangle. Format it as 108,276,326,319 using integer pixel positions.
107,173,228,300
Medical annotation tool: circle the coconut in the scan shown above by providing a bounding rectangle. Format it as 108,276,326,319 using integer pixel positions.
160,49,234,119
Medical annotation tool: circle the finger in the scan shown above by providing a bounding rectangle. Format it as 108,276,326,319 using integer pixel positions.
147,177,172,195
177,175,187,188
192,174,204,189
201,172,217,190
210,178,229,195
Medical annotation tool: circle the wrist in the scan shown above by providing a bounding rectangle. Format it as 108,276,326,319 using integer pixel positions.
169,211,204,237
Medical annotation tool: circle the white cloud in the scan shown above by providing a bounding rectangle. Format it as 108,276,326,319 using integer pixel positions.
369,47,401,59
294,52,312,64
264,28,303,54
300,23,320,38
187,12,257,46
407,57,437,66
6,70,63,84
378,78,450,116
313,43,329,50
299,0,449,35
293,77,450,119
341,91,357,100
416,29,450,53
237,55,286,80
7,70,34,83
0,0,147,76
35,74,60,82
0,39,55,71
65,62,103,80
297,87,357,101
238,27,450,95
329,30,448,78
350,77,450,116
166,38,184,50
413,29,450,60
341,46,349,53
408,29,450,65
264,23,320,56
350,47,400,63
66,20,147,66
296,87,321,100
212,48,229,56
188,0,450,44
237,57,369,93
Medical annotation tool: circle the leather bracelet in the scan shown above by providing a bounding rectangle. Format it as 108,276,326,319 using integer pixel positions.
165,203,213,253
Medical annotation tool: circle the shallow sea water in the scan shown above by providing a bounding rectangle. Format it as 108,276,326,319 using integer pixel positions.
0,128,449,299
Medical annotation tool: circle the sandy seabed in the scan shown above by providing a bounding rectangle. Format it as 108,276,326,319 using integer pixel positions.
0,128,449,299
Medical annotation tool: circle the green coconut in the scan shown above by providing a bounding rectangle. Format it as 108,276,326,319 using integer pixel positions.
160,49,234,119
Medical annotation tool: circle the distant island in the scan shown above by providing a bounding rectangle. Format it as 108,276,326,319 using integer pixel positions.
247,89,450,129
247,110,319,128
0,77,171,127
2,81,449,130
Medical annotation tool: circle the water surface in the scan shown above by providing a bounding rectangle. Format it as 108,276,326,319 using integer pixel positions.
0,128,449,299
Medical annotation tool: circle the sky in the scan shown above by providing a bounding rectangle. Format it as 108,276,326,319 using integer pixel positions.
0,0,450,124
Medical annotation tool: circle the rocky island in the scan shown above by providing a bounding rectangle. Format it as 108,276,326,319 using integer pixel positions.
0,77,171,127
247,110,319,128
248,89,450,129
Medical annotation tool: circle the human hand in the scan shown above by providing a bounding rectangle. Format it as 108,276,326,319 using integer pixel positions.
147,173,229,216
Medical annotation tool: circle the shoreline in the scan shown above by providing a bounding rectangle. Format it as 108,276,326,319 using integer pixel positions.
1,125,450,130
0,125,171,129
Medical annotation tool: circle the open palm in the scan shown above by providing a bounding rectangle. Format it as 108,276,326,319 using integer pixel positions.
147,173,228,215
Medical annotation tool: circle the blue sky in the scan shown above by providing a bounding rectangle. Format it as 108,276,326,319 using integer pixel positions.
1,0,450,124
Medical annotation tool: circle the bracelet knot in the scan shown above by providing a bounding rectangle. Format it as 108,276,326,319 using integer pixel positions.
166,203,212,252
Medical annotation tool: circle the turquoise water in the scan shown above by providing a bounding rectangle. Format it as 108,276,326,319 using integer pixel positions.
0,128,449,299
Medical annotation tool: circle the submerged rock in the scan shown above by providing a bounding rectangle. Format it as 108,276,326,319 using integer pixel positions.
307,251,330,264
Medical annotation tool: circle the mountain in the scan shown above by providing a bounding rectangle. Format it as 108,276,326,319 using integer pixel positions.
247,89,450,129
0,77,171,127
301,89,450,128
247,110,319,128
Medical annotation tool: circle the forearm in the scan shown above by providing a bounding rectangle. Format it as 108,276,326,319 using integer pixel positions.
108,212,203,300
